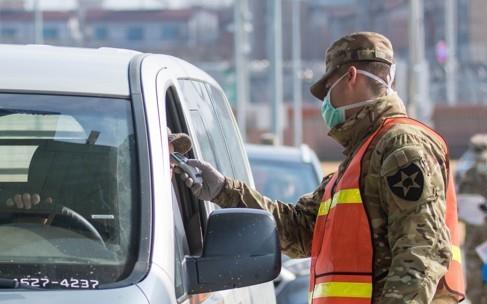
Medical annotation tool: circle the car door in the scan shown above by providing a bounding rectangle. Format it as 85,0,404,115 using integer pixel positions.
177,78,275,304
204,84,277,304
174,79,253,304
153,66,250,304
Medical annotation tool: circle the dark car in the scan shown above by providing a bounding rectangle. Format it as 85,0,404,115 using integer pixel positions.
246,143,323,304
246,144,322,203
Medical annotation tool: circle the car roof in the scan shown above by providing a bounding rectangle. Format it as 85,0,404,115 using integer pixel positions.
144,53,221,89
246,143,324,180
0,44,224,99
0,44,140,97
246,143,314,163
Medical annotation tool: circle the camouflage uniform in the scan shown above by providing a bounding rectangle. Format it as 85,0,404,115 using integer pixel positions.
213,32,456,303
459,140,487,304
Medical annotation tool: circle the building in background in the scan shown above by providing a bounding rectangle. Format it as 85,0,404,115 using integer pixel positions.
0,7,221,60
0,0,25,10
1,0,487,158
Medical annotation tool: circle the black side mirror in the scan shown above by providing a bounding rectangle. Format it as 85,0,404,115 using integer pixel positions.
184,208,281,294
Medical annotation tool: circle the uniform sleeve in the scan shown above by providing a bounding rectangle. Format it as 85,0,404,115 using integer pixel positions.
212,174,332,258
378,145,451,304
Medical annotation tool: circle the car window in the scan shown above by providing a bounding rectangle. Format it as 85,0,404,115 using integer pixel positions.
207,85,251,183
178,80,233,177
0,93,139,288
189,112,218,166
249,159,320,203
165,86,205,252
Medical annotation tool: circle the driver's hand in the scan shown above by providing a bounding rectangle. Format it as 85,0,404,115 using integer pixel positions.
5,193,52,210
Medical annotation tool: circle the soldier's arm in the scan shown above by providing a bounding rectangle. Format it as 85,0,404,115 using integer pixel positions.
378,141,451,303
212,174,331,258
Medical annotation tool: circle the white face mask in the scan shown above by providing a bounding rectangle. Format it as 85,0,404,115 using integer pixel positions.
321,65,397,129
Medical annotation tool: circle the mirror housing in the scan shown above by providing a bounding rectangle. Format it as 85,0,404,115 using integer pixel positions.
184,208,281,294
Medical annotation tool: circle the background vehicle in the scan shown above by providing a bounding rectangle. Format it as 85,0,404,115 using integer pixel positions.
246,144,323,203
246,143,323,304
0,45,279,303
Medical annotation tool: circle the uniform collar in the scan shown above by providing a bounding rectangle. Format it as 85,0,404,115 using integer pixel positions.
328,93,407,156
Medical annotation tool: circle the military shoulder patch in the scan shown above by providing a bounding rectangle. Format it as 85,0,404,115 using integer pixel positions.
386,163,424,201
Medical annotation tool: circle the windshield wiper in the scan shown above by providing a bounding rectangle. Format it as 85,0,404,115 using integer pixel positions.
0,278,46,290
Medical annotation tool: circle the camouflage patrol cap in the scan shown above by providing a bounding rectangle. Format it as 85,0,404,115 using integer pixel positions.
310,32,395,100
167,127,192,154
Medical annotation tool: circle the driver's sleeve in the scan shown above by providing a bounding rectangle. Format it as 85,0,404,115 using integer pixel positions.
212,174,332,258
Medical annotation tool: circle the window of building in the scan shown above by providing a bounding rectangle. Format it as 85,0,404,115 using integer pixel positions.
126,27,144,41
43,27,59,40
1,28,17,39
161,23,181,40
94,26,108,41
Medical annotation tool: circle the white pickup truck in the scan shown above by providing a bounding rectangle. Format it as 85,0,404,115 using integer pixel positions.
0,45,280,304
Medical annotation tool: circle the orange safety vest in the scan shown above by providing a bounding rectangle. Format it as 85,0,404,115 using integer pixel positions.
308,117,465,304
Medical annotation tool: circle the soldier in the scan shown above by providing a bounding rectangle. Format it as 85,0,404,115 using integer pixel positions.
459,134,487,304
176,32,465,303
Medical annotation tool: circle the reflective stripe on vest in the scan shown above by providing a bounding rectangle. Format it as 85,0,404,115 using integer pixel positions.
308,275,373,304
317,189,362,216
313,282,372,298
452,245,462,264
309,117,465,303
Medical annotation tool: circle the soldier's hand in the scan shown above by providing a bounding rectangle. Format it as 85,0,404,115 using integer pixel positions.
174,159,225,201
5,193,52,210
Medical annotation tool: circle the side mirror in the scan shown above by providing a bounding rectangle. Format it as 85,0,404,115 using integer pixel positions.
184,208,281,294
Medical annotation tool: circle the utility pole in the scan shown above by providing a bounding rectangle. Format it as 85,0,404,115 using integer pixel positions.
292,0,302,147
408,0,429,121
234,0,251,141
445,0,457,105
75,0,86,46
34,0,43,44
270,0,283,145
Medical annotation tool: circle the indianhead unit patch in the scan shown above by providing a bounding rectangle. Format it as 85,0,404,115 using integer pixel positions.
387,163,424,201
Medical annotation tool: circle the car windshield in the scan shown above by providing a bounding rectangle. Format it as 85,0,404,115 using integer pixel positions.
249,159,320,203
0,94,138,289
